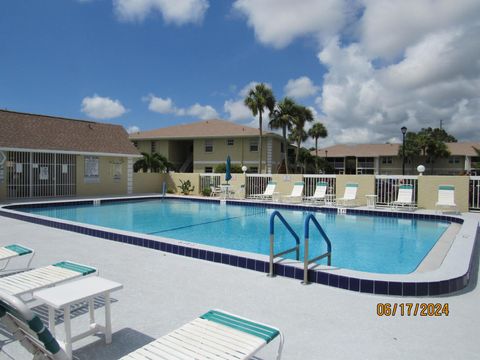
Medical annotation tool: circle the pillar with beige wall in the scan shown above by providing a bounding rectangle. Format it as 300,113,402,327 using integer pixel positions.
417,176,469,212
76,155,129,196
335,175,375,206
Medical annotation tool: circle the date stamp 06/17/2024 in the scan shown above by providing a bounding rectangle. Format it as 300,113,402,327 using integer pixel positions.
377,303,449,317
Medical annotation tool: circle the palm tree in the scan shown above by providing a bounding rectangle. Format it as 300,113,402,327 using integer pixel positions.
289,105,314,173
308,122,328,173
269,97,297,174
244,83,276,173
134,152,172,173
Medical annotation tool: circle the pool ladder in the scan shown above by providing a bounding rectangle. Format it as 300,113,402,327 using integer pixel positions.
268,211,332,284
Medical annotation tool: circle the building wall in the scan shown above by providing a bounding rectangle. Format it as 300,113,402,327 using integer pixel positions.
76,155,129,196
133,173,167,193
418,176,469,212
335,175,376,206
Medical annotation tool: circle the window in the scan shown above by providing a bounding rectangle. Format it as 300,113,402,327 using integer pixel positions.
204,167,213,173
382,156,392,164
249,140,258,152
280,142,284,153
151,141,156,154
133,141,138,148
226,139,234,146
448,156,460,164
248,167,258,173
204,140,213,153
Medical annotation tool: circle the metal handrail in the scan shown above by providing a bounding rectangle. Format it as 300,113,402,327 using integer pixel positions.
268,211,300,277
162,181,167,197
303,214,332,284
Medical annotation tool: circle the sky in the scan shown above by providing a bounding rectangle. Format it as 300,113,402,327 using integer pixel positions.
1,0,479,147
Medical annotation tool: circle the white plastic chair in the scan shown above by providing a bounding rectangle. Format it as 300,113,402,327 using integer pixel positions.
336,183,358,206
0,244,34,272
304,181,328,203
436,185,458,213
391,184,415,210
249,181,277,200
283,181,304,202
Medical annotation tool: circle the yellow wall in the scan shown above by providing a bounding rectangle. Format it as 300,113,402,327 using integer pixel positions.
76,155,128,196
168,173,200,195
335,175,375,206
133,173,168,193
418,176,469,212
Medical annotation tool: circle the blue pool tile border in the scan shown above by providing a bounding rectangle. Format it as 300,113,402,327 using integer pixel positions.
0,196,472,296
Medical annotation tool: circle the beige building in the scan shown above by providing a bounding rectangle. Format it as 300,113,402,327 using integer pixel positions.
316,143,480,175
129,119,285,174
0,110,140,201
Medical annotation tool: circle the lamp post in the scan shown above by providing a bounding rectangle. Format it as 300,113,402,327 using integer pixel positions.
401,126,407,175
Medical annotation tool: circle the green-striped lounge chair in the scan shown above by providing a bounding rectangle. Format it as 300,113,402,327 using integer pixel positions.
0,244,34,272
391,184,415,210
435,185,458,213
304,181,328,203
282,181,304,203
0,261,96,298
121,309,284,360
249,181,277,201
0,290,69,359
336,183,358,207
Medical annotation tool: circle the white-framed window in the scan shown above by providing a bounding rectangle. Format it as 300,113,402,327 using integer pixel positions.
382,156,393,164
249,140,258,152
204,167,213,173
226,139,234,146
448,156,460,164
205,140,213,153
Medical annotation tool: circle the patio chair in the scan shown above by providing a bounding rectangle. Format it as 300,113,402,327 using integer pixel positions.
249,181,277,201
121,309,284,360
435,185,458,213
390,184,415,210
304,181,328,203
210,185,221,197
336,183,358,207
282,181,304,202
0,261,96,298
0,244,34,272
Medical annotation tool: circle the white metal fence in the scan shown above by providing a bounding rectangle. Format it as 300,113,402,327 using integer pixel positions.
6,151,76,199
303,175,336,197
245,174,272,197
469,176,480,211
199,174,222,191
375,175,418,206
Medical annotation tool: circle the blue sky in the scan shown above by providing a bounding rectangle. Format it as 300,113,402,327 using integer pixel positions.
1,0,479,146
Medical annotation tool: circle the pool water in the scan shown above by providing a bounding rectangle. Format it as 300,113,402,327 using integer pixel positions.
20,199,449,274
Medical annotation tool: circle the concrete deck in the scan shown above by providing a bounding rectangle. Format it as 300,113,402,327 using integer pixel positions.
0,214,479,360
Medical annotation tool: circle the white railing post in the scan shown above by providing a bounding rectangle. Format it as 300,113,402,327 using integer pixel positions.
469,176,480,211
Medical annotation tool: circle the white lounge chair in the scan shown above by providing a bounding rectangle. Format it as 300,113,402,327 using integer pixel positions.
0,261,96,298
391,184,415,210
0,300,285,360
304,181,328,203
282,181,304,202
210,185,221,197
249,181,277,201
0,244,34,272
436,185,458,213
336,183,358,207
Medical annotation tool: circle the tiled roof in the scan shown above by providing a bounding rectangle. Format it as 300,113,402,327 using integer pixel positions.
0,110,140,156
315,142,480,157
129,119,279,140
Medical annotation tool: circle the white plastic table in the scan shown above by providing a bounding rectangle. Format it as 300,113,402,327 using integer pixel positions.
366,194,378,208
33,277,123,358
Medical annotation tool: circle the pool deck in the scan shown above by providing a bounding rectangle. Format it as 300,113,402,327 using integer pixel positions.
0,208,479,359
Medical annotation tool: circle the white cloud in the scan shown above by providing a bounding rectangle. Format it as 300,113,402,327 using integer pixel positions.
81,95,127,119
126,125,140,133
144,95,175,114
224,99,252,121
114,0,209,24
233,0,349,48
144,94,218,120
284,76,319,98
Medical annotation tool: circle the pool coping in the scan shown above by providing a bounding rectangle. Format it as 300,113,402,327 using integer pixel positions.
0,195,478,296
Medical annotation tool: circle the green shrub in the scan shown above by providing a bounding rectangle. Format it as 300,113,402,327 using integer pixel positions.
201,187,212,196
214,163,243,173
178,179,195,195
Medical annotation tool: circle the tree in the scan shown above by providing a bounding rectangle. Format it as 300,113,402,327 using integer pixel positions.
134,152,172,173
244,83,276,173
269,97,297,174
289,105,314,173
308,122,328,173
298,147,316,174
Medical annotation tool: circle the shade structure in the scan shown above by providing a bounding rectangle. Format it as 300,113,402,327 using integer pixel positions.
225,155,232,183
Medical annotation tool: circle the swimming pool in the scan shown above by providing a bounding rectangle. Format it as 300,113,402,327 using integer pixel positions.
17,198,449,274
